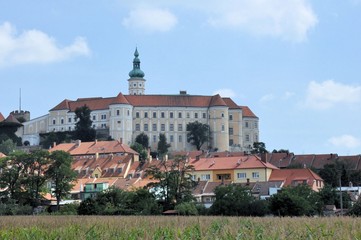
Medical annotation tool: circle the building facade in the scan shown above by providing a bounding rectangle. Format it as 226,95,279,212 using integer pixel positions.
20,49,259,152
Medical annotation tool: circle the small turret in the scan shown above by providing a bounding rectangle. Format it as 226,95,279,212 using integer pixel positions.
128,48,146,95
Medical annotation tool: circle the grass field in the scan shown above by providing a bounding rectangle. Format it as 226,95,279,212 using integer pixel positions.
0,215,360,239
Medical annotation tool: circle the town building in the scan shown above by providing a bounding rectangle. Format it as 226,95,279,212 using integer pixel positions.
19,48,259,152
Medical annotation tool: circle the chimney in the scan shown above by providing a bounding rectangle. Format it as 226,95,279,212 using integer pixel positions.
119,138,123,144
53,142,57,148
179,90,187,95
75,139,81,147
95,152,99,159
246,178,250,186
95,139,97,144
165,154,168,161
196,155,200,161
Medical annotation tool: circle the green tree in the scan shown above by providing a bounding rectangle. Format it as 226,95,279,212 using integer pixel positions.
22,150,50,208
146,155,195,210
130,142,148,163
269,185,322,216
74,105,96,142
251,142,268,154
348,199,361,216
0,139,16,155
135,133,149,149
175,202,198,215
210,184,258,216
46,150,77,211
186,121,210,150
157,133,171,160
0,151,28,203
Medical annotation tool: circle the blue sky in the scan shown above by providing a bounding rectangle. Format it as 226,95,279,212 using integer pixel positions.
1,0,360,155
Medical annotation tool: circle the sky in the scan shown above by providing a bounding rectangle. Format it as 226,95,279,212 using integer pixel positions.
0,0,360,156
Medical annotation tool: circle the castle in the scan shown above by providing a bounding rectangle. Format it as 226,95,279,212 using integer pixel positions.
20,49,259,152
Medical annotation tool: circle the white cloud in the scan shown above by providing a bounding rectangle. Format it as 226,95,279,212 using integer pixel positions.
282,91,295,100
260,94,275,103
212,88,236,98
202,0,317,42
304,80,361,110
122,7,177,32
0,22,90,67
328,135,361,149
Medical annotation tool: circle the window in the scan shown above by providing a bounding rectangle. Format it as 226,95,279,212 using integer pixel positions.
153,135,157,142
217,174,231,180
92,115,96,121
69,127,71,131
202,113,206,119
194,113,198,119
101,114,106,120
186,113,190,118
144,124,148,131
68,118,72,123
252,172,259,179
255,134,258,142
222,124,225,132
101,123,107,128
61,118,64,124
170,124,174,131
136,112,140,118
221,112,224,118
127,110,130,116
135,124,140,131
245,134,250,142
201,174,210,180
229,128,234,135
161,124,165,131
229,114,233,120
144,112,148,118
152,124,157,131
229,139,234,146
245,122,249,128
117,110,120,116
170,112,174,118
254,122,258,128
178,124,183,131
52,119,56,125
179,135,182,142
178,112,182,118
153,112,157,118
170,135,174,142
161,112,165,118
237,173,247,179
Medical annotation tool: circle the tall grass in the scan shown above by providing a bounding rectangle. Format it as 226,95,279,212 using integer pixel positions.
0,216,359,239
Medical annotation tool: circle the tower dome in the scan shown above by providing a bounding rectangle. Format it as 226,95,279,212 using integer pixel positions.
129,48,145,78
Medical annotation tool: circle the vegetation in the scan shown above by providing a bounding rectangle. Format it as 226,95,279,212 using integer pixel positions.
46,150,77,211
130,142,148,162
1,216,361,239
210,184,269,216
78,187,161,215
251,142,268,154
74,105,96,142
0,138,17,155
146,155,196,211
186,121,210,150
135,132,149,149
157,133,171,160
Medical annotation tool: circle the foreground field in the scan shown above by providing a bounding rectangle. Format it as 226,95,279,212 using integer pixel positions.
0,215,360,239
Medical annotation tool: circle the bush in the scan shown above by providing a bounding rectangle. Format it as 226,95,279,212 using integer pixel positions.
175,202,198,216
0,203,33,215
56,203,79,215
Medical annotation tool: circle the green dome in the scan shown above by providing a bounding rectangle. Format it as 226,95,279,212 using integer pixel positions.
129,48,145,78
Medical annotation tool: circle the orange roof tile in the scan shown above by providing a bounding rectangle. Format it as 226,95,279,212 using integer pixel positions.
222,98,241,109
291,155,315,168
0,152,6,158
0,112,4,122
269,169,323,187
209,94,227,107
312,154,339,169
190,155,278,171
338,155,361,170
50,140,138,156
240,106,258,118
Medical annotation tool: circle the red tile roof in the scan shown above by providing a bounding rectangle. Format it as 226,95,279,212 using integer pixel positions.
263,153,294,168
190,155,278,171
291,154,315,168
50,140,138,156
50,93,256,114
269,168,323,187
0,152,6,158
0,112,4,122
312,154,339,169
240,106,258,118
338,155,361,170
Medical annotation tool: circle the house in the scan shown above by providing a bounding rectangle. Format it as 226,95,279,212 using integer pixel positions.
189,155,278,183
20,49,259,152
268,168,324,192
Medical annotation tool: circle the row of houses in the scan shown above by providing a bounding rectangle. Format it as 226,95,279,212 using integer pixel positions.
46,140,327,206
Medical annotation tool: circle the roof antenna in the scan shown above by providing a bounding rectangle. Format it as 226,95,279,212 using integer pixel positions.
19,88,22,111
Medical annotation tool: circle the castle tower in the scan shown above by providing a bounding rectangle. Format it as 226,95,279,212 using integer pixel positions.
128,48,146,95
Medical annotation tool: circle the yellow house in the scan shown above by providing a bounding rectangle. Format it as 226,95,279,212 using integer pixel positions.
190,155,278,183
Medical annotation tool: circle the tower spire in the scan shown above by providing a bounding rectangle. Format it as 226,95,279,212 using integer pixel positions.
128,48,146,95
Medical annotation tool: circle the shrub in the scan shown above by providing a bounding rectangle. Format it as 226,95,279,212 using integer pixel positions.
175,202,198,216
